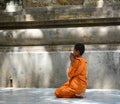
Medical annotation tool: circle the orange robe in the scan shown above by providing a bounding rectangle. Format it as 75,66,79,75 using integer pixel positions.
54,57,87,98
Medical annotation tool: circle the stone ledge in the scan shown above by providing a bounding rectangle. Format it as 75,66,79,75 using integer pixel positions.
0,44,120,52
0,26,120,46
0,18,120,30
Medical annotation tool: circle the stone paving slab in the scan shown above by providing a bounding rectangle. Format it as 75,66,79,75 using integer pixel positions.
0,88,120,104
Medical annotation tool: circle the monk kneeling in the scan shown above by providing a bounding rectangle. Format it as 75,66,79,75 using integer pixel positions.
55,43,87,98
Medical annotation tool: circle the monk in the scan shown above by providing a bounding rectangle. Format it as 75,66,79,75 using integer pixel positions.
54,43,87,98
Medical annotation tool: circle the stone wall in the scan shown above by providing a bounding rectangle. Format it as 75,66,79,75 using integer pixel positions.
22,0,120,7
0,3,120,89
0,26,120,89
0,1,120,22
0,27,120,46
1,0,120,9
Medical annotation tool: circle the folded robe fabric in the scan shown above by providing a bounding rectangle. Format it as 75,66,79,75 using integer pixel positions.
55,57,87,98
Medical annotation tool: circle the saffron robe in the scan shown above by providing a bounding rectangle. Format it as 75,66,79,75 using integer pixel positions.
54,57,87,98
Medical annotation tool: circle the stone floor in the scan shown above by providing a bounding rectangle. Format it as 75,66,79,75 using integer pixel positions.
0,88,120,104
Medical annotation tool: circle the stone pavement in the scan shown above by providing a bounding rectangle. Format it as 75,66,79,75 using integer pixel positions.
0,88,120,104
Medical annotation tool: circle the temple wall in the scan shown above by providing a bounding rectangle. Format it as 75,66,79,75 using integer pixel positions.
0,1,120,89
0,26,120,89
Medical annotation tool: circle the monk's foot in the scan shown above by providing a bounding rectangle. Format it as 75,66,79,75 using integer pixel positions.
75,93,85,99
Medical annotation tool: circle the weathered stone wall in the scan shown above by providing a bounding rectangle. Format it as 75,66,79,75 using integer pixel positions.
0,2,120,89
0,45,120,88
0,27,120,46
0,0,120,21
22,0,120,7
1,0,120,9
0,27,120,89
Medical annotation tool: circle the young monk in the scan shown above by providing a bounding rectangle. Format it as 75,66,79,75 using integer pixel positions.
54,43,87,98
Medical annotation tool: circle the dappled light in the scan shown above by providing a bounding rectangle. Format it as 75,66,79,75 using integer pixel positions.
98,27,109,36
25,29,44,38
12,29,44,39
0,47,53,88
97,0,104,8
117,26,120,30
25,14,35,21
5,1,16,12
